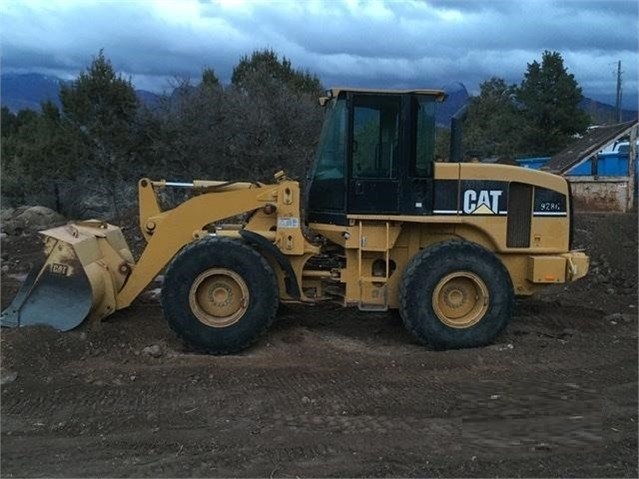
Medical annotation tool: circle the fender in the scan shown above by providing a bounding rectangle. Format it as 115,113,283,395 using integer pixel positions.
239,229,301,300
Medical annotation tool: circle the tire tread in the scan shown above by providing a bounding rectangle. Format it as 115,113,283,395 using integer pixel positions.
399,240,515,349
162,237,278,355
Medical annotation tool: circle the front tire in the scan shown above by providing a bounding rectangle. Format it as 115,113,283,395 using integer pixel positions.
400,240,514,350
162,237,278,354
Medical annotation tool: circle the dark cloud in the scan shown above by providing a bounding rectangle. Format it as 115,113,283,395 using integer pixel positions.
426,0,522,13
0,0,636,108
553,0,638,15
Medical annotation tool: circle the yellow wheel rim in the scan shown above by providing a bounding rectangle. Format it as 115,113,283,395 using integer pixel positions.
188,268,249,328
432,272,489,329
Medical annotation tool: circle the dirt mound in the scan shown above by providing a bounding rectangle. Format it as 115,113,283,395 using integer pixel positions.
538,211,638,314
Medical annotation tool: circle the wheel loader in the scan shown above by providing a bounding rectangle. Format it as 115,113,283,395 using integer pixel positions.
1,88,589,353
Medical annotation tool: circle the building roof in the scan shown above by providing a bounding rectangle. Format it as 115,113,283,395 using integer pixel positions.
543,120,638,174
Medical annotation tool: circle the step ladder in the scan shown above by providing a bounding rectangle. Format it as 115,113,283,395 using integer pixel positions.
357,221,390,311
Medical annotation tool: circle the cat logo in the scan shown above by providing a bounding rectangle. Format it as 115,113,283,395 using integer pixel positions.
50,263,69,276
463,189,503,215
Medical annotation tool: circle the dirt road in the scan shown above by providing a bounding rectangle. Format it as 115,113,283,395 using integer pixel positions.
1,212,637,477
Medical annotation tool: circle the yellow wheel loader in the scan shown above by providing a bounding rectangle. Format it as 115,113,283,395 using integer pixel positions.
1,88,589,353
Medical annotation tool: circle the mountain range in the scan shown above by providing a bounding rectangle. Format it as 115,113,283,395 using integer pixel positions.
0,73,160,114
1,73,636,126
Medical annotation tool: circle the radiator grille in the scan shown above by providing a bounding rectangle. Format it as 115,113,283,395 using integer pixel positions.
507,183,532,248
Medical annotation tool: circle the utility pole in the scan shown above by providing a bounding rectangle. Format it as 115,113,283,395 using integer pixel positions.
615,60,623,123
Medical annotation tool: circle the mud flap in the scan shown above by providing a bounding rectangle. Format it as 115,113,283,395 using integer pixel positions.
0,222,134,332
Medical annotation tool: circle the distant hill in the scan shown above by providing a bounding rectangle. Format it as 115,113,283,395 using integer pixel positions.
1,73,64,112
1,73,159,113
1,73,636,127
580,97,637,124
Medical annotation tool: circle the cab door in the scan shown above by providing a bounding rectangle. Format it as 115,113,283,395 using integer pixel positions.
348,95,402,214
399,95,438,215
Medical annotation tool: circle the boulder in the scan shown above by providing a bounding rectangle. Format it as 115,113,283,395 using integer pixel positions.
1,206,66,235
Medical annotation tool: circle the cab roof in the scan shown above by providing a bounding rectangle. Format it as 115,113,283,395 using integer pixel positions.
327,87,447,101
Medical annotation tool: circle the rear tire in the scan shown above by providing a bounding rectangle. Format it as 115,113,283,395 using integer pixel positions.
400,240,514,350
162,237,278,354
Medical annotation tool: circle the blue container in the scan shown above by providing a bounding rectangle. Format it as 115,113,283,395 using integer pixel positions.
567,151,636,176
597,152,629,175
566,160,592,176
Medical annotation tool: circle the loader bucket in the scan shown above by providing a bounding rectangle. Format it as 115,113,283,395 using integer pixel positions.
0,221,134,331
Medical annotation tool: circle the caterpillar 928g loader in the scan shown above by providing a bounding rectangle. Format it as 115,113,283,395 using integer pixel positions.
1,88,589,353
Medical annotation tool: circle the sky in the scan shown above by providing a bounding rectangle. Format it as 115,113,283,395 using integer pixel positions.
1,0,638,109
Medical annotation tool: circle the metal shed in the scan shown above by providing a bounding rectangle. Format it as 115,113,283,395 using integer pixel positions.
543,120,638,212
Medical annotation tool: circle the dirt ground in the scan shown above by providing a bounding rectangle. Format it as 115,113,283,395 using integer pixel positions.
1,212,637,478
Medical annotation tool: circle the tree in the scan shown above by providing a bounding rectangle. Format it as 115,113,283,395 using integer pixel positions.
1,107,19,137
201,67,220,90
139,70,229,181
226,50,324,180
1,102,72,209
140,51,324,187
231,49,322,95
515,50,590,155
463,77,521,158
59,50,141,218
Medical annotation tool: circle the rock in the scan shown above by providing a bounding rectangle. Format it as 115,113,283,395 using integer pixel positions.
1,265,9,274
301,396,311,404
1,206,66,235
606,287,616,295
605,313,624,323
0,208,15,224
533,442,552,451
488,343,514,352
141,288,162,302
142,344,163,358
0,369,18,385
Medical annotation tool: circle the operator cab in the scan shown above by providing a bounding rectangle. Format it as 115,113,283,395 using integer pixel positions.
306,88,446,225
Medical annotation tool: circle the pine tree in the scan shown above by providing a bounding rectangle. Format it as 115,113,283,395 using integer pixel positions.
516,51,590,155
231,49,322,95
463,77,520,158
59,50,140,218
201,67,220,90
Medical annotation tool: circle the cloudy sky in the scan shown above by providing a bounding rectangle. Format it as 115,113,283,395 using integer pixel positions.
1,0,638,108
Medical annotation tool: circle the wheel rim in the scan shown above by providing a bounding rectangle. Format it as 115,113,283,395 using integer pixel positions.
432,272,489,329
189,268,249,328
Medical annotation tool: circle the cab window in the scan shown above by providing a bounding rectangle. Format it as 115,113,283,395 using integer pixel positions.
308,98,347,213
352,96,401,179
412,97,436,177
